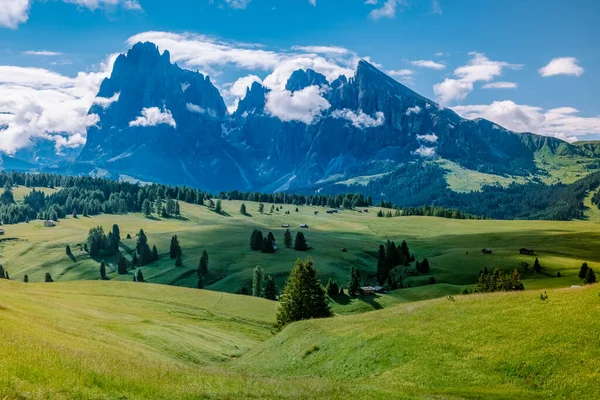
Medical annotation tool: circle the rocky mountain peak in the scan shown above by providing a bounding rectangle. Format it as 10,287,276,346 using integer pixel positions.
285,68,329,92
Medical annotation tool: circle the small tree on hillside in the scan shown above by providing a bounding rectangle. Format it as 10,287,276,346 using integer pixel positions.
152,245,159,262
258,203,264,214
169,235,182,259
283,229,293,248
252,266,264,297
199,250,209,276
584,267,597,284
294,232,308,251
253,230,264,251
376,244,388,285
276,258,332,329
100,262,107,280
240,203,247,215
136,269,145,283
117,255,128,275
45,272,54,282
261,237,275,253
142,199,152,217
533,258,542,273
325,278,339,297
578,262,589,280
264,275,277,300
348,266,361,297
215,199,223,214
23,274,29,282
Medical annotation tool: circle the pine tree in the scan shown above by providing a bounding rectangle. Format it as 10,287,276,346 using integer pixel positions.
252,266,264,297
112,224,121,243
253,230,264,251
376,244,388,285
136,269,145,283
240,203,247,215
45,272,53,282
267,232,276,244
142,199,152,217
100,262,107,280
215,199,223,214
117,256,128,275
261,237,275,253
276,258,332,329
283,229,293,248
23,274,29,283
578,262,589,280
199,250,209,275
175,201,180,217
258,203,265,214
325,278,339,297
169,235,182,259
419,258,430,274
250,229,258,250
294,232,308,251
136,229,152,265
152,245,159,261
264,275,277,300
584,267,597,284
533,258,542,273
349,266,361,296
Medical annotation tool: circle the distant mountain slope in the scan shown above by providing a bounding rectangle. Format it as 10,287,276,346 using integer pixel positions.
69,41,597,201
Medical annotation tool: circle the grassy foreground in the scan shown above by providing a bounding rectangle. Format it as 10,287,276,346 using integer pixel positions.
0,280,598,399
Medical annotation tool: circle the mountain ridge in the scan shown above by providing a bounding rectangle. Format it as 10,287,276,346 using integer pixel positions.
4,41,597,203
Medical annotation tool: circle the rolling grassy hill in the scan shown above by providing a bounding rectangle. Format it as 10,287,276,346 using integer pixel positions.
2,187,600,313
1,279,598,399
237,284,600,400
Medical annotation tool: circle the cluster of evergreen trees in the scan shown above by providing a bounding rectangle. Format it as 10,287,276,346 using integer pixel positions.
250,266,277,300
250,229,307,253
473,268,524,293
375,240,415,287
578,262,597,284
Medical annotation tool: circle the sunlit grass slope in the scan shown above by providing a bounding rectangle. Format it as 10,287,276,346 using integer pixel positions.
2,197,600,306
239,284,600,400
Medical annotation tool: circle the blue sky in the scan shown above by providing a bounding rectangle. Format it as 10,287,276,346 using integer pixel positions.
0,0,599,153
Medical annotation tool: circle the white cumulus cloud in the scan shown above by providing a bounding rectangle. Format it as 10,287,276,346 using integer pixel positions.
452,100,600,142
413,145,436,157
93,92,120,109
331,109,385,129
416,133,438,143
129,107,176,128
0,54,117,153
433,52,521,105
411,60,445,70
539,57,584,77
265,85,330,124
406,105,421,115
482,81,517,89
0,0,141,29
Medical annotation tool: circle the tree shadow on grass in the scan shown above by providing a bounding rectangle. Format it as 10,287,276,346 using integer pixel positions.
330,293,383,310
212,210,232,217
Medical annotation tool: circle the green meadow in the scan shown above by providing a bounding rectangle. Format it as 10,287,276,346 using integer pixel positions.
1,187,600,399
0,279,598,399
2,187,599,304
